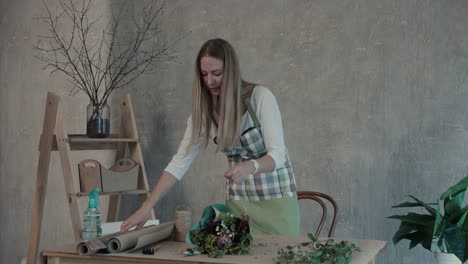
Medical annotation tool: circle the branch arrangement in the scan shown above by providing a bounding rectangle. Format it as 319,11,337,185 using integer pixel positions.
34,0,181,105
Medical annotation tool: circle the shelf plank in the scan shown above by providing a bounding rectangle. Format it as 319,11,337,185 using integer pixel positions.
75,189,150,197
50,134,140,151
68,134,139,142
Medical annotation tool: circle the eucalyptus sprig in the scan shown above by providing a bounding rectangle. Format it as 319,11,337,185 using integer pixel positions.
275,233,360,264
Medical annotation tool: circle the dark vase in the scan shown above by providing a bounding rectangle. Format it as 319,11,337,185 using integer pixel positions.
86,102,110,138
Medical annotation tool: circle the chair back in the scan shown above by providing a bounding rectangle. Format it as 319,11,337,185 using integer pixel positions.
297,191,338,237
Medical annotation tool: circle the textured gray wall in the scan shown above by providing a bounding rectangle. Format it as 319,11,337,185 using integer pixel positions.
2,0,468,263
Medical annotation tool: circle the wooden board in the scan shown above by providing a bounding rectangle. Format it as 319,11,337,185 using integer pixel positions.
42,235,387,264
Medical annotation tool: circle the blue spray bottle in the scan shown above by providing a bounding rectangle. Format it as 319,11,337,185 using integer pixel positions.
81,188,102,240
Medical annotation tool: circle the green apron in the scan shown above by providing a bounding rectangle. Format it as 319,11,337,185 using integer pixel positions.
219,87,300,236
226,195,300,236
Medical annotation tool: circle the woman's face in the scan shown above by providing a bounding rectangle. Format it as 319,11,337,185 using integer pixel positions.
200,56,224,97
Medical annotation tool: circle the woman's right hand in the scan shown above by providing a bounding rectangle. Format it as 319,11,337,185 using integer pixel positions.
120,172,178,232
120,206,151,232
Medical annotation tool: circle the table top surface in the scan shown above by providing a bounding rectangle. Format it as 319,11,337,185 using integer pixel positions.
43,235,387,264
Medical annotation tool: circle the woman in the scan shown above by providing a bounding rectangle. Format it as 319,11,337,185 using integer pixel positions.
121,38,299,235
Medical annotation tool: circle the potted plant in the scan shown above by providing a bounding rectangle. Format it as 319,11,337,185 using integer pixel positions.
389,175,468,263
34,0,181,137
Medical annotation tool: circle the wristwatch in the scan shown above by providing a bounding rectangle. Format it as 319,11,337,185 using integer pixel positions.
251,159,259,174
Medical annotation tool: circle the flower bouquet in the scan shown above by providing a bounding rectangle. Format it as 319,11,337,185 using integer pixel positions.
187,204,252,258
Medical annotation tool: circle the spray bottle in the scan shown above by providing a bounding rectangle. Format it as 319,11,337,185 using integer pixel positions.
81,188,102,240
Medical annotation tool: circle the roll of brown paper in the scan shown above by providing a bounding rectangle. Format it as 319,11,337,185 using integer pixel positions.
106,222,174,253
175,210,192,242
76,222,174,255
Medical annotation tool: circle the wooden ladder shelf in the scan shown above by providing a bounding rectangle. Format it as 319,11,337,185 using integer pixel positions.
27,92,155,264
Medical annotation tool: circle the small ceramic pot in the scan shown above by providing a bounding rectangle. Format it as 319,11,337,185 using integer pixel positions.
434,252,462,264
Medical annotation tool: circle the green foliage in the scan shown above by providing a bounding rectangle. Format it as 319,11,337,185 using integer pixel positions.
275,233,360,264
388,174,468,262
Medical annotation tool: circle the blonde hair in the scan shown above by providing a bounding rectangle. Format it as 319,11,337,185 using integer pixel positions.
189,38,251,152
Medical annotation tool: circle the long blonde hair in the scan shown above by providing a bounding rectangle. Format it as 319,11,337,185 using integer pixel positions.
189,38,250,152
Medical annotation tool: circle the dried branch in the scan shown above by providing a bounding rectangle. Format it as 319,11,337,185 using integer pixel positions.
34,0,183,105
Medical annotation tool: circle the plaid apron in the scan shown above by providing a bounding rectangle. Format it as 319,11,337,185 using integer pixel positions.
220,91,297,201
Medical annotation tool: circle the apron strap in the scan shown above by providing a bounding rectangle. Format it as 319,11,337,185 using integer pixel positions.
241,89,261,129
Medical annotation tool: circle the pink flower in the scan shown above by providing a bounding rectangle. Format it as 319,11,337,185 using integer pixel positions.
216,235,233,249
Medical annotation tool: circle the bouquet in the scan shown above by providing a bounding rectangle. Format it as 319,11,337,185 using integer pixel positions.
187,204,252,258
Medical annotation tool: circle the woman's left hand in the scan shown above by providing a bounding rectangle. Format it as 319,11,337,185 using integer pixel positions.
224,161,254,183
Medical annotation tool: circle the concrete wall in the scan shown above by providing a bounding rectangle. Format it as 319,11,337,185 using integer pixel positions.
2,0,468,263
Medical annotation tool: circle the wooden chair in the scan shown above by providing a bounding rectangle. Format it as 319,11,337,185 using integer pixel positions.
297,191,338,237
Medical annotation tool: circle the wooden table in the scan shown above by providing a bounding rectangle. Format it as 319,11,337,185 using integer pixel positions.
43,235,386,264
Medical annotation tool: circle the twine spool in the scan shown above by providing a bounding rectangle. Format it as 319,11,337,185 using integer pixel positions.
175,210,192,242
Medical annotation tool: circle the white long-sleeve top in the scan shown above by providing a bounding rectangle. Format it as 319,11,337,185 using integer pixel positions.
164,86,289,180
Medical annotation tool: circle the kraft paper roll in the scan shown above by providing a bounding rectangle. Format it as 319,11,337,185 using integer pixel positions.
76,221,174,255
77,230,126,255
106,221,174,253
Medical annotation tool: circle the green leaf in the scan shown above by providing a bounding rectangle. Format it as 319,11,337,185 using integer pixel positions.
421,234,433,251
392,202,424,208
392,222,433,251
435,219,448,239
444,224,465,262
392,223,421,245
448,204,468,224
408,195,437,216
464,233,468,262
437,234,446,253
408,237,423,249
456,210,468,232
401,231,432,250
434,202,446,237
307,233,317,242
440,175,468,200
388,213,435,227
444,191,465,217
